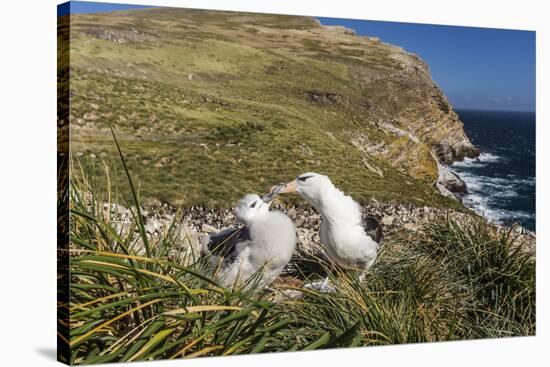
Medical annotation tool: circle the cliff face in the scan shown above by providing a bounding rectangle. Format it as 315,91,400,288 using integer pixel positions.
339,32,479,165
67,8,477,209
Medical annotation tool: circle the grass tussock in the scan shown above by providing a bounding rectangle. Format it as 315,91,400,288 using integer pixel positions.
64,142,535,364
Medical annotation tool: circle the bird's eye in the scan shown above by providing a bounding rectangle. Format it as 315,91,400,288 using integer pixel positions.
298,175,313,182
249,201,257,208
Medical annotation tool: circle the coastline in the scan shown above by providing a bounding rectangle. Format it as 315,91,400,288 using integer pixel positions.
445,110,535,231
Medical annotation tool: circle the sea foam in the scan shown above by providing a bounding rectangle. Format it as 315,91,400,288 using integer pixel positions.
452,152,534,226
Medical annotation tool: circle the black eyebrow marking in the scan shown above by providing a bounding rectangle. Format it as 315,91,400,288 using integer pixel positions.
298,175,314,182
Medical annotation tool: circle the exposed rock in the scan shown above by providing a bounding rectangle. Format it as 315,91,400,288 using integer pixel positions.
81,26,159,46
439,166,467,194
434,141,480,165
180,201,471,257
287,207,297,219
304,90,343,105
381,215,394,226
81,193,533,271
92,201,202,265
202,224,219,233
145,220,159,235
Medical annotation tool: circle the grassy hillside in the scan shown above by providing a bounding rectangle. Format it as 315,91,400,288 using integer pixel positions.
66,8,475,209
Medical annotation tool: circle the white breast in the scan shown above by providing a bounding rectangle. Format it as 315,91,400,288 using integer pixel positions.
219,211,297,289
320,218,378,269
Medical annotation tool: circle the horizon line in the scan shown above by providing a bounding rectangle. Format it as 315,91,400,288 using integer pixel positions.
454,107,536,113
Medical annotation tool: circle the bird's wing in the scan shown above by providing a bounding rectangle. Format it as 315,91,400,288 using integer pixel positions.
205,226,253,262
363,215,383,244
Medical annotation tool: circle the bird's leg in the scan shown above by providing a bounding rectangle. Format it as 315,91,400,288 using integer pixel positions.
304,276,335,293
358,271,366,282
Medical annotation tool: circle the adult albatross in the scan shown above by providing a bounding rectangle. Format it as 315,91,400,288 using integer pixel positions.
272,172,382,283
202,193,297,290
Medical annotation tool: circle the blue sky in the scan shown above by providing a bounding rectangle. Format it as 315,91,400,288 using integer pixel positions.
318,17,535,112
60,2,536,112
57,1,151,16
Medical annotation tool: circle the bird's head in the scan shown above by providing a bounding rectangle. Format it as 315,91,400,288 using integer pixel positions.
234,194,270,224
272,172,332,206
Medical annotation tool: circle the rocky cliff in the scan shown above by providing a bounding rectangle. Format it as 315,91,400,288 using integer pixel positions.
65,7,478,209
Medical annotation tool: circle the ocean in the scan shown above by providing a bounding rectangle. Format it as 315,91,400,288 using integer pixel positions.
451,110,536,231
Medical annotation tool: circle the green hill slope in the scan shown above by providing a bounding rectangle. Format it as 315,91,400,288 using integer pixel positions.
64,7,477,208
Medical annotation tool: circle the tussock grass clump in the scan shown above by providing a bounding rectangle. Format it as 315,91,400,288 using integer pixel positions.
64,141,535,363
418,219,536,337
287,220,535,347
68,135,297,364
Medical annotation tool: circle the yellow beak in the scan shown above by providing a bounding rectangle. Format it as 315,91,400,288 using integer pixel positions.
279,179,298,193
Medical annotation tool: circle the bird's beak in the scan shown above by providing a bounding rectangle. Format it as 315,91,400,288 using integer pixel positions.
262,180,298,203
278,179,298,193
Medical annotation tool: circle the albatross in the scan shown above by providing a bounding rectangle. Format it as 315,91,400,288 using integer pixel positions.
202,193,297,290
272,172,382,284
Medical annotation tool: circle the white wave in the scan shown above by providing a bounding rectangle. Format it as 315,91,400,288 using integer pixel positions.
458,172,507,191
477,152,500,163
451,152,500,168
455,167,534,225
452,161,486,168
458,170,532,196
516,177,536,187
449,151,533,227
462,193,533,225
458,172,484,191
493,190,520,199
452,157,482,168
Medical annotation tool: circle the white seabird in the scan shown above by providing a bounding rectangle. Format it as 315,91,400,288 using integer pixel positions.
273,172,382,284
202,194,297,290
